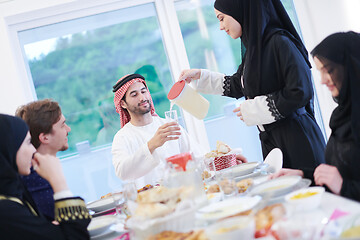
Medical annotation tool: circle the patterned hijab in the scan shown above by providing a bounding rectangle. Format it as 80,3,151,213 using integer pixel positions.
0,114,29,199
311,31,360,144
214,0,311,98
113,74,157,128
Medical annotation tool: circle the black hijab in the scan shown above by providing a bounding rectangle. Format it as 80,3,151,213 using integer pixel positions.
0,114,31,200
214,0,311,98
311,31,360,145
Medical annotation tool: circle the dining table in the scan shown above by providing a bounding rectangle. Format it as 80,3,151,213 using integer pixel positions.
88,155,360,240
88,182,360,240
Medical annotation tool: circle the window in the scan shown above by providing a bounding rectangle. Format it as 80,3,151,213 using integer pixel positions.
18,2,180,201
20,3,174,157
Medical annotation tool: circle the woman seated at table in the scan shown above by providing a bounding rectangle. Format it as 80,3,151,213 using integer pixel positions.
0,114,91,239
271,31,360,201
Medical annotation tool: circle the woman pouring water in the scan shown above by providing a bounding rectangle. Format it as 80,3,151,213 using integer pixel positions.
178,0,326,177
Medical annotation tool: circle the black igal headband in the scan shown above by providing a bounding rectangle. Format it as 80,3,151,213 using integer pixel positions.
112,74,145,92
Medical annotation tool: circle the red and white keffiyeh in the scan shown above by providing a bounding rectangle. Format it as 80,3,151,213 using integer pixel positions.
113,75,157,127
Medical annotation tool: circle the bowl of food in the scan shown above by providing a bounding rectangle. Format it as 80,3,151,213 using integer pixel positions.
87,215,117,237
250,175,302,198
285,186,325,212
205,216,255,240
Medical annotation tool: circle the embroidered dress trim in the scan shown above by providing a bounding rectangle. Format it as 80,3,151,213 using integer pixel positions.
55,198,91,222
266,94,284,120
223,76,231,96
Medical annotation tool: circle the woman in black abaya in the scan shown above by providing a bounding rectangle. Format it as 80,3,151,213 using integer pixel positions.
275,32,360,201
0,114,90,239
178,0,325,176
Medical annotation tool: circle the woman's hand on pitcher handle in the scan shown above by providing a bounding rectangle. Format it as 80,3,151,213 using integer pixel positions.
178,69,201,83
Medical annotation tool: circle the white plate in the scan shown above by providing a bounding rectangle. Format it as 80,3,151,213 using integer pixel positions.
91,227,115,240
87,197,116,212
206,192,223,203
250,175,302,198
88,215,117,237
218,162,260,178
91,222,127,240
196,195,262,221
234,170,261,181
266,179,312,205
264,148,283,173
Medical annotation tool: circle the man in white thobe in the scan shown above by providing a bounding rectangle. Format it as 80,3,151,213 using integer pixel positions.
111,74,204,189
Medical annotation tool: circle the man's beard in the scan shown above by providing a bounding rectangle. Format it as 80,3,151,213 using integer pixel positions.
128,101,151,115
59,144,69,152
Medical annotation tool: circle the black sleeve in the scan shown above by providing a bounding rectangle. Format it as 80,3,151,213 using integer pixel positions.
223,64,245,99
266,34,313,117
340,178,360,201
0,197,90,240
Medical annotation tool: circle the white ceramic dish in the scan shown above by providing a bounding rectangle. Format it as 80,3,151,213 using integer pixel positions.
234,170,261,182
88,215,117,237
285,186,325,212
206,192,223,203
205,216,255,240
266,178,312,205
91,227,115,240
264,148,283,173
250,175,301,198
196,195,261,221
87,197,116,213
219,162,260,178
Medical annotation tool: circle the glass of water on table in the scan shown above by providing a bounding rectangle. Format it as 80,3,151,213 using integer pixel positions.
164,109,181,151
112,190,126,222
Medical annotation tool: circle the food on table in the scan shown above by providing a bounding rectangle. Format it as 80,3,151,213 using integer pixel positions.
216,141,231,154
202,170,211,180
290,191,318,200
100,192,113,199
136,186,184,205
134,186,191,219
205,141,231,158
261,184,290,193
216,224,244,234
135,202,174,219
341,225,360,238
254,204,286,238
219,178,236,195
207,184,220,194
137,184,154,193
100,183,154,199
236,178,253,193
147,230,206,240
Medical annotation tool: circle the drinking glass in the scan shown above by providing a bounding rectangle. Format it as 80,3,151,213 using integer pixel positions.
123,182,137,202
164,109,182,151
165,109,178,123
112,191,126,222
